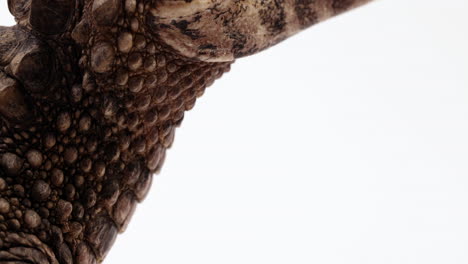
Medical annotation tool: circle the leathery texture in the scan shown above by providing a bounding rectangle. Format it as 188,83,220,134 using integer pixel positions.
0,0,372,263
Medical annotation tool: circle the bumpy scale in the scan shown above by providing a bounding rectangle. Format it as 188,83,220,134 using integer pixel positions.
0,0,373,263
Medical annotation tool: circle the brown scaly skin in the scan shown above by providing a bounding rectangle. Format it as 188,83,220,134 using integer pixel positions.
0,0,373,263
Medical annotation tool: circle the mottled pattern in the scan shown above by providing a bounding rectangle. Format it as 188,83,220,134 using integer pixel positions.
0,0,372,263
151,0,373,61
294,0,319,28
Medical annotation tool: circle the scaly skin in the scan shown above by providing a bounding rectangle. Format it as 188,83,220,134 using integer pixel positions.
0,0,373,263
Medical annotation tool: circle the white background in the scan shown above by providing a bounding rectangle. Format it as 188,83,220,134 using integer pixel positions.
2,0,468,263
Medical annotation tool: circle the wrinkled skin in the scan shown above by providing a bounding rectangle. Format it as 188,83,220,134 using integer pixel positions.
0,0,372,263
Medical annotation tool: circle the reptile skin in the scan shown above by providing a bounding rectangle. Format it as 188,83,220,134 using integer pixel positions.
0,0,373,263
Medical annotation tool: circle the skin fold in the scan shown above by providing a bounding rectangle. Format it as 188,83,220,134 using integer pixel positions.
0,0,373,263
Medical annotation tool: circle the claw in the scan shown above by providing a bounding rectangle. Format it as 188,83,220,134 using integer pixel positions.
0,26,28,66
0,26,53,93
7,0,31,22
0,71,31,122
7,46,52,93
